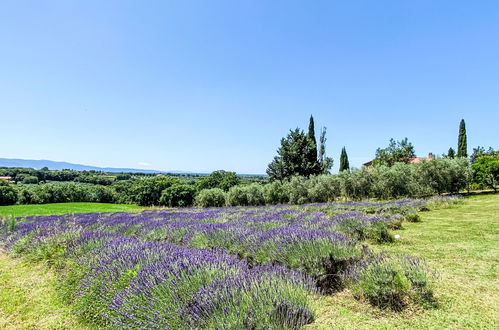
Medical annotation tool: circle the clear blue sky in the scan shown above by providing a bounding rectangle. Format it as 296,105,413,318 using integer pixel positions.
1,1,498,174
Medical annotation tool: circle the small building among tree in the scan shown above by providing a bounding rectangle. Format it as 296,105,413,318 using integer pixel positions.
363,153,435,168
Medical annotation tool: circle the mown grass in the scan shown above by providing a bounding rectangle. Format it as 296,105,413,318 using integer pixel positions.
309,194,499,329
0,251,88,329
0,202,142,218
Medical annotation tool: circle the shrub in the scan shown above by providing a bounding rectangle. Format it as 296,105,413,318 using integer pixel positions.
338,168,373,200
195,188,226,207
332,213,393,243
21,175,39,184
0,182,17,205
263,181,288,205
130,177,181,206
283,177,310,204
159,184,197,207
347,253,436,310
306,175,341,203
226,184,265,206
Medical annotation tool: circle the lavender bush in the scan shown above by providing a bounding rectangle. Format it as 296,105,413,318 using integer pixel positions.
0,198,443,327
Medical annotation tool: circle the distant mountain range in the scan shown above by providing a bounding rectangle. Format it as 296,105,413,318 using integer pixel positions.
0,158,266,177
0,158,179,174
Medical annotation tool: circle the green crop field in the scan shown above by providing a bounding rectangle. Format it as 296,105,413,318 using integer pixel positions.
0,195,497,329
0,202,143,218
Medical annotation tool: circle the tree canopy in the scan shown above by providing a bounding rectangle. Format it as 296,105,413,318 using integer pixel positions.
372,138,416,167
267,117,333,181
470,146,498,163
457,119,468,157
196,170,240,192
472,156,499,192
339,147,350,172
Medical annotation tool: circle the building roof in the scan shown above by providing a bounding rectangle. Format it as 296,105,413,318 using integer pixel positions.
363,153,435,167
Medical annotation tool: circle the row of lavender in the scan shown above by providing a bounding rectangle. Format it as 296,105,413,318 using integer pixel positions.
0,197,454,327
2,223,317,328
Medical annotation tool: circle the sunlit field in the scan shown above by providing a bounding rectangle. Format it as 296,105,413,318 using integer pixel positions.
0,195,497,328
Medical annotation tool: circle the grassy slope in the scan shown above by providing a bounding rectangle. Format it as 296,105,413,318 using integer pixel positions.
309,194,499,329
0,251,87,329
0,202,142,218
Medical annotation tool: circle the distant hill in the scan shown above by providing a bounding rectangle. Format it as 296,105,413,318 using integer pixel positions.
0,158,266,177
0,158,167,174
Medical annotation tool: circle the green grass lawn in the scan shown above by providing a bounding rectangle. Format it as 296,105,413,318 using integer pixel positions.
0,251,87,329
309,194,499,329
0,202,143,218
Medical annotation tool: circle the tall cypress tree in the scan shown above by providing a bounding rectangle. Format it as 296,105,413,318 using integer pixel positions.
339,147,350,172
306,115,320,174
457,119,468,157
307,115,318,161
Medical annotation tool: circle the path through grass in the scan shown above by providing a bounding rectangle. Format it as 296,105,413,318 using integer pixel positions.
309,194,499,329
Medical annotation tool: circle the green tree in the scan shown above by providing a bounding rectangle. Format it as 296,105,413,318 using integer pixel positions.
447,147,456,158
159,183,196,207
196,170,240,192
457,119,468,157
267,117,333,181
0,181,17,205
318,127,333,174
195,188,226,207
130,176,181,206
267,129,311,181
472,156,499,192
373,138,416,167
470,146,498,163
339,147,350,172
307,115,318,172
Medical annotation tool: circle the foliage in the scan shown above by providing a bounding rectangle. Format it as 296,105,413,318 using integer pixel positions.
470,146,498,163
262,181,289,205
318,127,334,174
195,188,226,207
159,183,197,207
372,138,416,167
457,119,468,158
0,181,17,205
267,117,333,181
472,156,499,191
196,170,240,192
446,147,456,158
130,176,181,206
15,182,116,204
347,253,435,310
306,115,319,173
283,176,311,204
339,147,350,172
226,183,265,206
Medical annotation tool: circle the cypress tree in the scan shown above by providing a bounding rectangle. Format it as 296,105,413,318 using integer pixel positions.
339,147,350,171
457,119,468,157
307,115,318,162
447,147,456,158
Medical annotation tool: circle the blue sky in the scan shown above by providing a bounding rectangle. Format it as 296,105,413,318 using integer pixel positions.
1,1,498,174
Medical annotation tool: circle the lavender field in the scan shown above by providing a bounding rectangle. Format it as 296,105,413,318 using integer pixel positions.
0,198,453,328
